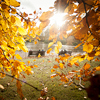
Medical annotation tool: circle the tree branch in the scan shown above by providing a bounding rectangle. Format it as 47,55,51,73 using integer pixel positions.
82,0,92,34
0,71,41,91
0,47,41,91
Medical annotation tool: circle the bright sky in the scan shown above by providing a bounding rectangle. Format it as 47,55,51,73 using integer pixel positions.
17,0,56,13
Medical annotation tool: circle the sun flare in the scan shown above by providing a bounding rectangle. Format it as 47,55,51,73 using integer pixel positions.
50,13,66,27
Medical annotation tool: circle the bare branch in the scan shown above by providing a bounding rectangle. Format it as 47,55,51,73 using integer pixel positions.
0,71,41,91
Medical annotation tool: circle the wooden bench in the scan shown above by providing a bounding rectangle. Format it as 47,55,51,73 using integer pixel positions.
28,50,45,57
58,50,72,56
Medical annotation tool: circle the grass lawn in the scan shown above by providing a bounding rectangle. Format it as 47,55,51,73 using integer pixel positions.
0,56,100,100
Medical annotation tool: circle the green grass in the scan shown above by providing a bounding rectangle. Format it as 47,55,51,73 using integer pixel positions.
0,56,100,100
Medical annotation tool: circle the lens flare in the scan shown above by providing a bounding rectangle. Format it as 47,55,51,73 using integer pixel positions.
50,13,66,27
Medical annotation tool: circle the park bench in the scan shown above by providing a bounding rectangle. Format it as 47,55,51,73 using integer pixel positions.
58,50,72,56
28,50,45,57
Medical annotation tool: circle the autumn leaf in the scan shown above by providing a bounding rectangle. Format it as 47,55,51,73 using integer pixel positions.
15,17,21,27
51,69,55,72
59,63,64,69
87,35,94,42
36,36,41,40
83,63,90,70
67,63,72,67
34,65,38,67
96,66,100,71
33,59,36,61
38,53,41,58
57,41,62,49
10,0,20,7
53,65,58,69
95,58,99,61
39,11,53,21
74,62,79,66
60,76,69,82
51,97,56,100
16,80,24,99
55,46,59,54
27,61,30,65
18,27,27,35
87,56,94,61
48,42,54,48
83,43,93,53
15,54,22,60
47,48,52,54
39,20,50,30
51,74,57,78
41,90,46,96
11,15,15,23
95,51,100,56
55,58,60,63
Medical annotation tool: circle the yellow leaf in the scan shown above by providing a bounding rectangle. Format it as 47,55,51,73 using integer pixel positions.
78,75,81,77
95,51,100,56
83,43,93,53
20,45,28,52
74,62,79,66
59,63,64,69
84,63,90,70
18,27,27,35
11,15,15,23
51,69,55,72
34,41,37,44
0,84,4,89
96,66,100,71
36,37,41,40
27,61,30,64
10,0,20,7
16,80,24,99
33,59,36,61
87,56,94,61
48,42,54,48
34,65,38,67
97,47,100,50
87,35,94,42
11,8,17,14
15,54,22,60
39,20,50,30
53,65,58,68
47,48,52,54
38,53,41,58
15,17,21,27
69,57,78,65
55,46,59,54
57,41,62,49
39,11,53,21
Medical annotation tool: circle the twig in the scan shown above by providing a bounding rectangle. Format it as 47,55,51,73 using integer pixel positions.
0,71,41,91
79,77,85,88
82,0,92,34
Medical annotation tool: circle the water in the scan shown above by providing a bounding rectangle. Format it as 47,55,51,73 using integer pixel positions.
16,42,83,58
25,42,82,52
